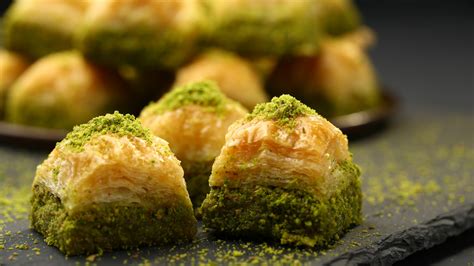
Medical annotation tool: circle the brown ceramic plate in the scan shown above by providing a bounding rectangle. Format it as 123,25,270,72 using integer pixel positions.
0,121,68,149
330,89,399,138
0,90,398,148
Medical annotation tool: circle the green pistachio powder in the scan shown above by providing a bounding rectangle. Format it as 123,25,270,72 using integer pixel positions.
60,111,153,152
248,94,316,127
4,11,73,59
201,161,362,248
30,183,196,256
144,80,228,115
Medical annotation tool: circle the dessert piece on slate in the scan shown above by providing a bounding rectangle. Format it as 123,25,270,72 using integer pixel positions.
31,112,197,255
201,95,362,247
139,81,247,208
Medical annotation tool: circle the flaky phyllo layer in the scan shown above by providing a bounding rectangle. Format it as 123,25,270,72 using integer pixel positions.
139,80,248,163
34,134,190,213
31,113,197,254
210,112,351,198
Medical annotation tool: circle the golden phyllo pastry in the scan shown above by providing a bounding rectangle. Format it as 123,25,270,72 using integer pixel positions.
174,50,268,110
201,95,362,247
31,112,197,255
139,81,247,209
3,0,90,59
0,49,29,118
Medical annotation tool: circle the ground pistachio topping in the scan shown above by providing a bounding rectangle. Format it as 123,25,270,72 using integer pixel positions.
247,94,316,128
146,80,228,115
60,111,152,152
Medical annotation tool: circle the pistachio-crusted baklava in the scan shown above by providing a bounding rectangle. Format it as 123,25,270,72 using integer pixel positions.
30,112,197,255
201,95,362,247
139,81,247,208
3,0,90,59
6,51,130,129
78,0,206,69
0,49,29,118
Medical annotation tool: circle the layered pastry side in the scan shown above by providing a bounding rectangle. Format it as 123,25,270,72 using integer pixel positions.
30,112,197,255
201,95,362,247
139,81,247,209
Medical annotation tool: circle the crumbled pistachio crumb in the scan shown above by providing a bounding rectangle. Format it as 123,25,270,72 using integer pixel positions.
14,243,29,250
86,254,98,262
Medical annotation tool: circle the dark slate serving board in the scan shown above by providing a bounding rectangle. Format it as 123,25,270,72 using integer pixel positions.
0,112,473,265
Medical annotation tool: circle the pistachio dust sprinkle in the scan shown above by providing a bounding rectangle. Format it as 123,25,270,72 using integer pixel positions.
59,111,152,152
247,94,316,127
146,80,228,115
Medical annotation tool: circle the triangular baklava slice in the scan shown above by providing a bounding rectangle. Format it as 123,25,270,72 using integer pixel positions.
201,95,362,247
31,112,196,255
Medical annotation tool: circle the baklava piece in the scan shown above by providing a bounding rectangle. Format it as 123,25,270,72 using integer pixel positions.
3,0,90,59
139,81,247,208
201,95,362,247
204,0,361,56
78,0,206,69
175,50,268,109
6,51,130,129
205,0,321,56
268,30,380,117
31,112,197,255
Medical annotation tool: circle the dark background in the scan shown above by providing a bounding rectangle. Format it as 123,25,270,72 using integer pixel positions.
357,0,473,114
1,0,473,264
360,1,473,263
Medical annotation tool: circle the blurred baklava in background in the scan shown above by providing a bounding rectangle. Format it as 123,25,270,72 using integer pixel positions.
0,0,381,128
